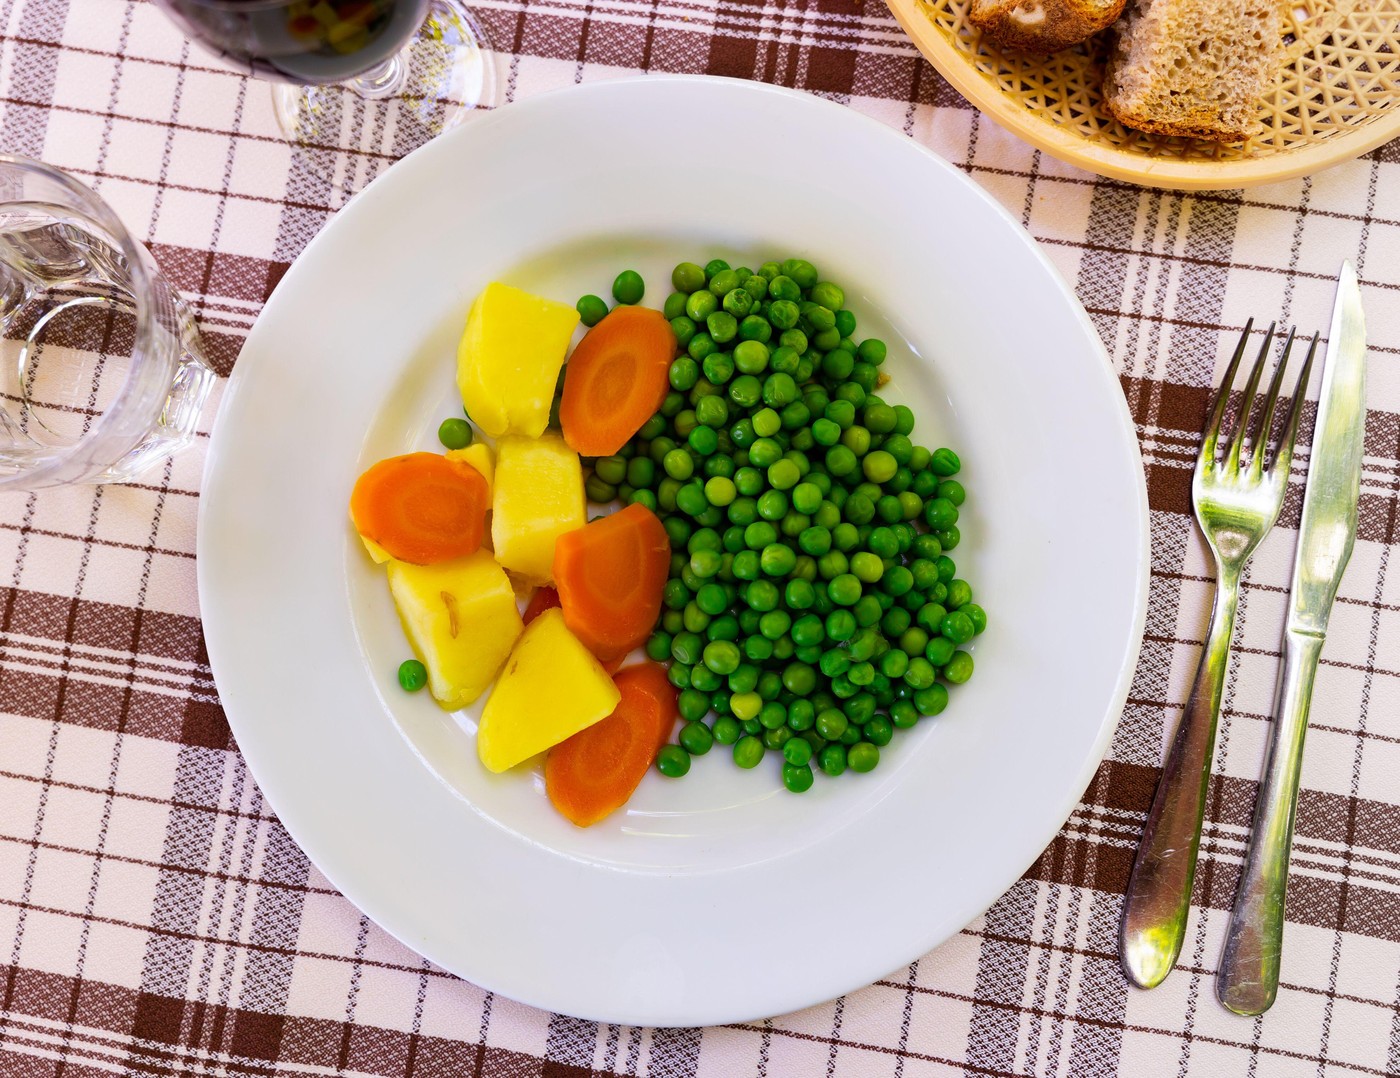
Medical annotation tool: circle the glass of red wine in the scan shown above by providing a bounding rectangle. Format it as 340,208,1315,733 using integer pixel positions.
156,0,496,194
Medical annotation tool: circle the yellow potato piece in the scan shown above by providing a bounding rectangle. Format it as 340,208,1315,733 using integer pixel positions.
491,432,583,585
387,550,523,710
457,282,579,439
359,534,392,564
478,608,620,773
446,442,495,499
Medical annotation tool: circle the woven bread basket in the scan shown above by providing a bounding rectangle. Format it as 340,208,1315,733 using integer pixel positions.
885,0,1400,189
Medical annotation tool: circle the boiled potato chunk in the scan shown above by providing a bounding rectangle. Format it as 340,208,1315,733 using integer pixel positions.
446,443,495,499
360,534,393,564
457,282,579,438
491,433,583,584
387,550,523,710
478,608,620,772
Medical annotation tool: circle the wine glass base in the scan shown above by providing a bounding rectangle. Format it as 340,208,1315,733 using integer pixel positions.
271,0,497,197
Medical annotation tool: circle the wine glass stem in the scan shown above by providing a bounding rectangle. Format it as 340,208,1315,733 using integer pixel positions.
346,54,407,99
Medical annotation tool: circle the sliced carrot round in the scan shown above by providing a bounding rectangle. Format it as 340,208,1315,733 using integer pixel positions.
553,503,670,663
559,306,675,457
545,662,678,827
349,452,488,565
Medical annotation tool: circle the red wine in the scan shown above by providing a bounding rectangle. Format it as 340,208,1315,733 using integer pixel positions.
155,0,430,85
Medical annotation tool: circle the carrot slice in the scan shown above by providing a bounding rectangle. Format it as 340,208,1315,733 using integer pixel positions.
522,585,561,625
553,503,670,663
350,452,488,565
545,662,678,827
612,661,680,752
559,306,675,457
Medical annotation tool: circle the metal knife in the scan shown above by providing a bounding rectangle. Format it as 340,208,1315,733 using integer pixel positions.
1216,261,1368,1015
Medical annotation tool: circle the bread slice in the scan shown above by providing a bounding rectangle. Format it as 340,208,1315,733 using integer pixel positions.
969,0,1126,53
1104,0,1283,142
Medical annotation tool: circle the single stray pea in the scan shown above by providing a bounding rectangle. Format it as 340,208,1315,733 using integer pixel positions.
437,417,473,450
397,659,427,692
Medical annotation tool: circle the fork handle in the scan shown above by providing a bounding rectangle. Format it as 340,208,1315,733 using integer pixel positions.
1217,630,1324,1015
1119,564,1240,989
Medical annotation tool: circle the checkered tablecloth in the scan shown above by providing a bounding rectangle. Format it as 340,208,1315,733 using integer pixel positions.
2,0,1399,1074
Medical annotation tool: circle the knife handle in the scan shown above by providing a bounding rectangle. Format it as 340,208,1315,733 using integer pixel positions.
1217,630,1324,1015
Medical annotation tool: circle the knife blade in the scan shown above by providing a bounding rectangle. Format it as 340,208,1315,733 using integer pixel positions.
1287,259,1367,636
1216,261,1368,1015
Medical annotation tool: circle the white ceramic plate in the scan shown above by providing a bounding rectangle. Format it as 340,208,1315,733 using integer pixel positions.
199,75,1149,1027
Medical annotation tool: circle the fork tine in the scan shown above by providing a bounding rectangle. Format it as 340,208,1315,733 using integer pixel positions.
1249,327,1297,479
1201,318,1255,470
1225,323,1276,475
1271,331,1321,479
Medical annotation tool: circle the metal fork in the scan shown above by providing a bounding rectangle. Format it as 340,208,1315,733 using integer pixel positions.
1119,320,1318,990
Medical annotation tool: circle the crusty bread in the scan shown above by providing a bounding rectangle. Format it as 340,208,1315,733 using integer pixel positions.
969,0,1126,53
1104,0,1283,142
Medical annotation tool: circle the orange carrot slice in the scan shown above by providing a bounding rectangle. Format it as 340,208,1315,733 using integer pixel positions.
350,452,488,565
553,503,669,663
545,662,677,827
559,306,675,457
523,585,561,625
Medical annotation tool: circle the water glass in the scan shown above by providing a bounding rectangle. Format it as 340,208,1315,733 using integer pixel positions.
0,155,214,490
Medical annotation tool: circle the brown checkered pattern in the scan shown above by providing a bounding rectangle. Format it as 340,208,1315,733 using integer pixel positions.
1,0,1398,1073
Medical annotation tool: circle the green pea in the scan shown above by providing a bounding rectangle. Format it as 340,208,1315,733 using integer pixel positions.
861,450,897,484
397,659,427,692
702,476,735,507
734,735,765,769
713,716,741,744
584,475,616,502
739,315,773,343
437,417,473,450
782,663,817,696
676,483,708,517
857,338,887,365
708,268,740,296
930,448,961,476
673,262,706,293
809,280,843,311
657,744,691,776
679,721,713,756
779,737,811,768
729,375,763,408
686,290,718,322
745,578,780,612
963,604,987,635
782,763,814,793
924,497,958,531
941,611,975,645
850,552,884,584
703,259,730,279
760,543,797,577
904,656,936,690
848,742,879,773
816,743,846,776
803,704,842,741
577,293,609,326
706,311,738,345
769,275,801,302
722,288,753,318
612,270,644,304
944,652,974,684
824,609,856,642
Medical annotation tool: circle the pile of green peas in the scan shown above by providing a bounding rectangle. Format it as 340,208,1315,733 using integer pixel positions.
580,258,984,794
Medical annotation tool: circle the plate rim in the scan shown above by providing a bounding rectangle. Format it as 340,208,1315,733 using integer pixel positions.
197,73,1151,1025
884,0,1400,191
